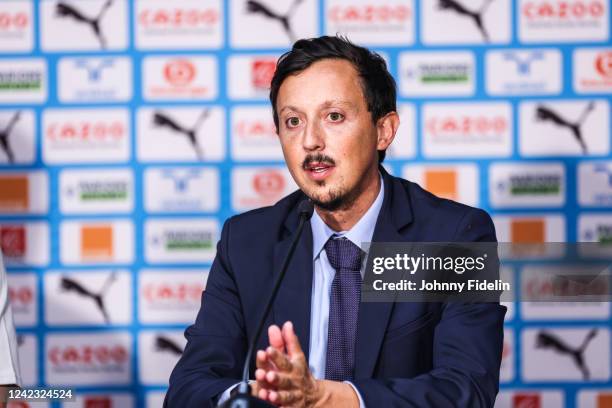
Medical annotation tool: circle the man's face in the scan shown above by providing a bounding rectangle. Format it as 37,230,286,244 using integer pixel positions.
275,59,382,210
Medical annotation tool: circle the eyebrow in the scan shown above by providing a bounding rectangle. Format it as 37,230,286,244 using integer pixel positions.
279,100,358,115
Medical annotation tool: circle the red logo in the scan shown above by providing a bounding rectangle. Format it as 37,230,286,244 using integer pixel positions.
513,393,541,408
595,51,612,78
0,12,29,30
164,59,196,86
253,171,285,197
522,1,605,19
84,397,112,408
251,59,277,90
426,116,508,137
49,345,128,366
8,285,33,308
235,120,277,139
328,5,411,22
138,8,219,28
46,122,125,141
0,226,26,257
143,282,203,304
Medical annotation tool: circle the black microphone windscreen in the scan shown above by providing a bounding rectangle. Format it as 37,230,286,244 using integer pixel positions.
298,199,314,220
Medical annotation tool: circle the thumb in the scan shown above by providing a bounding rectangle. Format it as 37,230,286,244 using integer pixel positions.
268,324,285,352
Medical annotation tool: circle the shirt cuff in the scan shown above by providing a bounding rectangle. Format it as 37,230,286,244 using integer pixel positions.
344,381,366,408
217,382,240,405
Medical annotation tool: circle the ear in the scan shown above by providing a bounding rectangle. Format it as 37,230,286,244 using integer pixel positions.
376,111,400,152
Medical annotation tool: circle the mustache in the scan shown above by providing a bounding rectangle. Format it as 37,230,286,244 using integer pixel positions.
302,154,335,169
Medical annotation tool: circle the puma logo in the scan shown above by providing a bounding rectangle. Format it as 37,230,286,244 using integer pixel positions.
59,272,117,323
155,335,183,356
536,329,598,380
437,0,495,42
535,102,595,154
55,0,113,49
246,0,304,43
0,111,20,164
152,110,211,160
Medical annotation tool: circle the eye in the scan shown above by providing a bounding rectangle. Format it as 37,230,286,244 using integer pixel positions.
285,116,301,128
328,112,344,122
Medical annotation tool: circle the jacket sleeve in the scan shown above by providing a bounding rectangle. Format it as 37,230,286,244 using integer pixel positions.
165,217,247,407
353,208,507,408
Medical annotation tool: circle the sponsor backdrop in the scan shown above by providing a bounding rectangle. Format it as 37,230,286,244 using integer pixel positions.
0,0,610,407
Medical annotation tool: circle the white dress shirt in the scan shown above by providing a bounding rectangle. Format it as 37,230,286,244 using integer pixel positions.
0,252,21,386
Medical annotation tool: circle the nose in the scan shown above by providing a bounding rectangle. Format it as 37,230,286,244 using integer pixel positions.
302,120,325,152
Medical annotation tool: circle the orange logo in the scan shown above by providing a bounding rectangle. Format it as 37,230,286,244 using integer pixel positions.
84,397,112,408
424,169,457,200
513,393,540,408
510,219,545,243
0,175,29,212
598,393,612,408
595,51,612,78
253,171,285,197
81,225,113,261
164,59,196,86
251,59,276,90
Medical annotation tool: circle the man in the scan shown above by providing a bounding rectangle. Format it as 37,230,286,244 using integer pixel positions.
0,251,21,408
166,36,505,407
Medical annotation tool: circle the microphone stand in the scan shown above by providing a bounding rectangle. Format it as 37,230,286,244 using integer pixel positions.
219,200,314,408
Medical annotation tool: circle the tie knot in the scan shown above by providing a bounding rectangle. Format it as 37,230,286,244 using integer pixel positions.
324,237,362,271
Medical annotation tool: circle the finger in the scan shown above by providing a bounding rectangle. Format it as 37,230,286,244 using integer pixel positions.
269,389,301,405
255,368,267,382
268,325,285,352
265,370,293,390
282,321,303,358
266,346,292,372
258,388,269,401
256,349,274,371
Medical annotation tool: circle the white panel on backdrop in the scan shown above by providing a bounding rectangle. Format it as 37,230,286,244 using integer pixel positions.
0,170,48,215
573,47,612,94
0,58,47,103
519,99,610,157
0,109,35,164
486,49,562,95
520,265,611,320
146,392,167,408
227,54,279,100
231,166,299,212
519,0,610,43
44,270,132,326
57,56,132,103
489,162,565,208
66,394,134,408
46,332,132,385
137,106,225,162
40,0,129,51
402,163,479,207
494,390,564,408
139,330,187,385
493,214,566,243
421,0,511,44
578,161,612,206
143,55,218,101
399,51,475,97
144,167,219,213
17,333,37,386
0,1,33,53
578,213,612,243
231,105,283,161
386,104,416,159
522,327,610,381
0,221,49,267
135,0,223,49
422,102,512,158
325,0,415,46
138,269,208,324
230,0,319,48
500,328,514,383
7,272,37,327
42,108,131,164
59,219,134,265
577,389,612,408
60,168,134,214
145,218,218,263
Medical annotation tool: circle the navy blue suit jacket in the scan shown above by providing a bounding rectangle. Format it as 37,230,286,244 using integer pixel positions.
165,169,506,407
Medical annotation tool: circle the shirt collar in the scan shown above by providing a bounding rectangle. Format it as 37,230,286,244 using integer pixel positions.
311,174,385,260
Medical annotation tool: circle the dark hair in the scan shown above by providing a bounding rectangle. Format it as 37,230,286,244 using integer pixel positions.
270,35,397,163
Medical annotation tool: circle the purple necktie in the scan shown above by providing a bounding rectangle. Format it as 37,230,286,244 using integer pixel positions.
324,236,362,381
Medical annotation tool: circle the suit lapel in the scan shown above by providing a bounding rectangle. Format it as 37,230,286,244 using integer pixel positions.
354,169,414,378
272,216,313,362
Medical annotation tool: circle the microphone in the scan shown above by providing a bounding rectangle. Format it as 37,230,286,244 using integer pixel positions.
219,199,315,408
